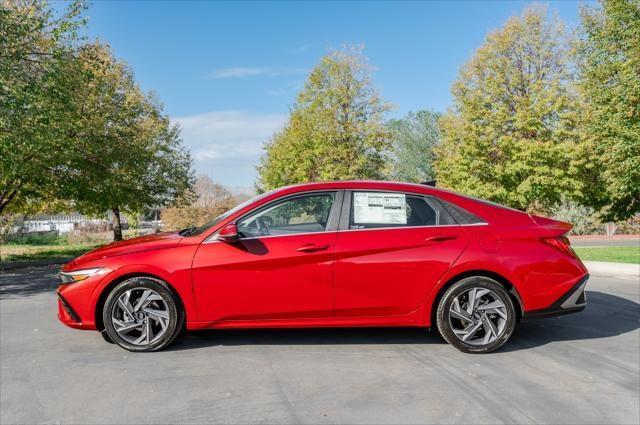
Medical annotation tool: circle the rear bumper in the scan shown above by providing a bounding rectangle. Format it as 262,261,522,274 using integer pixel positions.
522,274,589,320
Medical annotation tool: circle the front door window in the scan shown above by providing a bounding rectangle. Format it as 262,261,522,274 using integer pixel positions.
238,193,335,238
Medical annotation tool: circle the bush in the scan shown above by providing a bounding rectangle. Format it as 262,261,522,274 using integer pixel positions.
550,200,602,235
613,214,640,235
162,205,230,231
5,231,68,246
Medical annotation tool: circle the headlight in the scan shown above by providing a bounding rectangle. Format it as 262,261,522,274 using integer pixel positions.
59,268,105,284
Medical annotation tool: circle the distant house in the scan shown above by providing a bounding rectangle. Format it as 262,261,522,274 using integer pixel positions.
14,213,118,236
10,208,163,236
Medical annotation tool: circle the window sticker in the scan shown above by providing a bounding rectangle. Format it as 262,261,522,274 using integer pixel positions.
353,192,407,224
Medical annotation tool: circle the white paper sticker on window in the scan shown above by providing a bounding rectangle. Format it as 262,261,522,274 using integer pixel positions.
353,192,407,224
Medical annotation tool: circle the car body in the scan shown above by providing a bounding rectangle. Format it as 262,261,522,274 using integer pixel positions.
57,181,589,352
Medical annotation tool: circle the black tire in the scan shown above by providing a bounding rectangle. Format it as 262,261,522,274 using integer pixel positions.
436,276,516,353
102,277,184,352
100,330,114,344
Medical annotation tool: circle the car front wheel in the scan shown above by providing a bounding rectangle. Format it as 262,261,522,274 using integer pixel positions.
436,276,516,353
103,277,183,352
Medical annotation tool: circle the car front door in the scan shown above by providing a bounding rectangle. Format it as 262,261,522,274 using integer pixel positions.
333,191,469,317
191,191,341,322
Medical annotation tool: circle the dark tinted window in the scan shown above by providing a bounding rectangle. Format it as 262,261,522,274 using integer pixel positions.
238,193,335,238
435,198,484,224
349,192,438,229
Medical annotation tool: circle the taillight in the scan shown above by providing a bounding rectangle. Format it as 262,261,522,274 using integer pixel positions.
541,236,577,258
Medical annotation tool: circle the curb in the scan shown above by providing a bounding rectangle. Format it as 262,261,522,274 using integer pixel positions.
0,258,72,271
583,261,639,277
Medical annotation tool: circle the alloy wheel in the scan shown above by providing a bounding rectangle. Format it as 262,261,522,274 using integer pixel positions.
110,288,170,346
448,287,508,346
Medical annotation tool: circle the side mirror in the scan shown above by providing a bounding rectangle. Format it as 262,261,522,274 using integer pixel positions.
216,223,239,243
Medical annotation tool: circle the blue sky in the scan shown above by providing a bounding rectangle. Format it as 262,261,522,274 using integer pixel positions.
74,0,592,190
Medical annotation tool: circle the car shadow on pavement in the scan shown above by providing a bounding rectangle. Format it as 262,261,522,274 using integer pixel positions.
167,290,640,352
169,327,444,350
0,265,60,299
503,290,640,352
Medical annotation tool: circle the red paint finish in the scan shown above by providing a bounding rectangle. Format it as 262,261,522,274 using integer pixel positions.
191,232,336,322
333,226,468,317
57,180,588,333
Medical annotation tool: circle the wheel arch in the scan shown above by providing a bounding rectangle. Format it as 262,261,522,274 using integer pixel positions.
430,269,524,327
94,272,186,332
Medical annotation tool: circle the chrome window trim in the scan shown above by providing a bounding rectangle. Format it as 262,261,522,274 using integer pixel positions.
337,222,488,234
202,222,488,244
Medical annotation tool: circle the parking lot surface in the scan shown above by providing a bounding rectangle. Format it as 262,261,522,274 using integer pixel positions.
1,265,638,424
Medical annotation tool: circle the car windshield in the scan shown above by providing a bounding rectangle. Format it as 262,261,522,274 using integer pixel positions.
185,190,275,236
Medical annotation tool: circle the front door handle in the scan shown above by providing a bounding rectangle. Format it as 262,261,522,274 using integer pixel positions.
425,234,459,244
297,243,331,253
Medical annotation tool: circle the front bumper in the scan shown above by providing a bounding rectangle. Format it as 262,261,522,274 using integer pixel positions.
57,293,82,326
523,274,589,320
56,276,101,330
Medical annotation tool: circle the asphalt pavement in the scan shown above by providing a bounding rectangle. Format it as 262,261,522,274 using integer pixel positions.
1,265,639,424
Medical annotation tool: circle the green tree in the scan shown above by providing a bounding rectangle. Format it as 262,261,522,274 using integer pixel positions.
61,43,194,240
0,0,86,215
576,0,640,221
257,47,392,191
388,110,441,183
435,5,586,213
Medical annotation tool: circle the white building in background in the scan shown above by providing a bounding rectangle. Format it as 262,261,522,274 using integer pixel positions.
11,208,163,236
15,214,118,236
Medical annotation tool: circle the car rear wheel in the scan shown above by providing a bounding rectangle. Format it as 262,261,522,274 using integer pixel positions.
436,276,516,353
103,277,183,352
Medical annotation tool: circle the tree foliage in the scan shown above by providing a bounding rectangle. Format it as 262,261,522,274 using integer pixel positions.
0,0,86,215
257,47,392,191
162,175,236,230
388,110,440,183
576,0,640,221
61,43,194,240
0,2,194,240
435,5,587,213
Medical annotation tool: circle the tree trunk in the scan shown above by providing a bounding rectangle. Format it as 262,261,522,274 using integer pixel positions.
0,188,19,216
112,207,123,241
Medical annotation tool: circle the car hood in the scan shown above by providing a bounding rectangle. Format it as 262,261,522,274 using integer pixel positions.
66,232,182,269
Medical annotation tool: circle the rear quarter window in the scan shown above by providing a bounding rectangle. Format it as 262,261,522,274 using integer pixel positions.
433,198,485,225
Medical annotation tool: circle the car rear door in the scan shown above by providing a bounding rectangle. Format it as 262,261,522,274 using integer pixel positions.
333,190,469,317
191,191,342,322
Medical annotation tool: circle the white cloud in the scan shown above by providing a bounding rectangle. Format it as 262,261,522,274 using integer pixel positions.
173,110,287,187
208,66,306,79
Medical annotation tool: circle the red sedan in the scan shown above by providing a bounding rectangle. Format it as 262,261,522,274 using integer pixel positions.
57,181,588,353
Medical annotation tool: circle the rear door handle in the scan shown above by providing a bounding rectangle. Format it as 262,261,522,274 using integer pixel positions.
425,234,459,244
297,243,331,253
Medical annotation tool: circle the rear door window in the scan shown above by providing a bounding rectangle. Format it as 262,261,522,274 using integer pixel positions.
349,192,438,229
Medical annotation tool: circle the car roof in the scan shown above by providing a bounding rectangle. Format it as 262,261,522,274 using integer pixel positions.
271,180,442,196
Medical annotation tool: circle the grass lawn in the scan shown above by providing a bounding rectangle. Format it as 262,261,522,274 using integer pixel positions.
574,246,640,264
0,243,103,263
